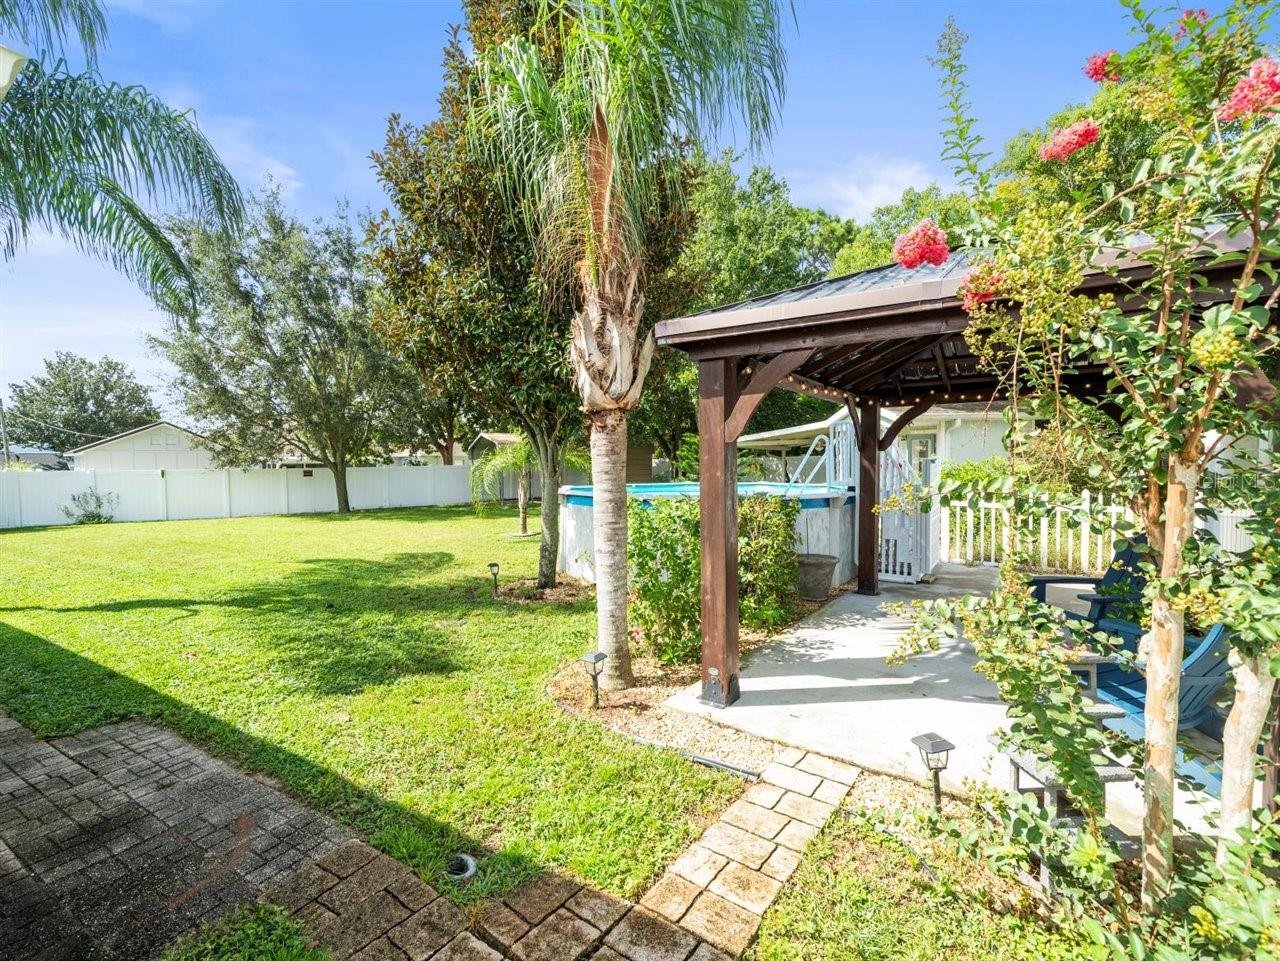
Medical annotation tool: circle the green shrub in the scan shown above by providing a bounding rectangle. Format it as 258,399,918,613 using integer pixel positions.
60,488,117,524
938,455,1010,488
629,494,799,664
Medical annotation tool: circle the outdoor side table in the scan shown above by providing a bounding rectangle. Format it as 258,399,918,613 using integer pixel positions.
987,735,1135,895
1061,641,1111,697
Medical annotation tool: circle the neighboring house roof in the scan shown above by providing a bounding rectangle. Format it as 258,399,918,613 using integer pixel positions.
468,432,520,451
63,420,204,456
9,443,58,456
737,402,1007,450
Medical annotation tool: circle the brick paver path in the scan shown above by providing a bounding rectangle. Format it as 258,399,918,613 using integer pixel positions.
271,747,859,961
1,709,856,961
0,713,349,960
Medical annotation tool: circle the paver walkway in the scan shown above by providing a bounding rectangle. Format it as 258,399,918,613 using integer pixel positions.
0,713,350,960
1,713,853,960
271,748,858,961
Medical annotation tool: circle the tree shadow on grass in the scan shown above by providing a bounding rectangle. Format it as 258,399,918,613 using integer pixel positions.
0,550,590,698
0,622,542,906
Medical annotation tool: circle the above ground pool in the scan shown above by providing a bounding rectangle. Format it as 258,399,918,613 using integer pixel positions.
562,481,850,509
558,481,855,584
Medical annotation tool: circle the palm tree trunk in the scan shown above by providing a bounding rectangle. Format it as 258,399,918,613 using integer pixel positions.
1141,454,1199,909
1218,651,1276,859
518,468,530,535
591,409,634,690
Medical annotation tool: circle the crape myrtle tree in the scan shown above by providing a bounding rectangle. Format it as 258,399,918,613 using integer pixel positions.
7,352,158,449
0,0,242,312
893,3,1280,921
368,0,582,590
155,194,397,513
473,0,788,688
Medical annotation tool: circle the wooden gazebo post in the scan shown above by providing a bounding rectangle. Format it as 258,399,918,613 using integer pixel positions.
855,399,880,595
698,357,740,707
697,348,816,707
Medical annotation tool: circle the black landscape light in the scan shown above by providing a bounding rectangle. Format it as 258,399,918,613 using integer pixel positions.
488,561,499,596
580,651,607,708
911,732,955,813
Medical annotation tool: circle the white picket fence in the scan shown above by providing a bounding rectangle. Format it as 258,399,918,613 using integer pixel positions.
0,465,471,530
940,492,1255,574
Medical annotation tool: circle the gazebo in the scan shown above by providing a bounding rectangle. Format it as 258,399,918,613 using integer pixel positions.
652,240,1274,711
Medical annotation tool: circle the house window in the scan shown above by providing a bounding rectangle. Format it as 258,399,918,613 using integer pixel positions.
903,434,937,478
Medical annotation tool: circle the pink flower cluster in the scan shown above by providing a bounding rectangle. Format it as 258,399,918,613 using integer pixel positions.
892,219,950,270
1039,119,1101,162
1175,8,1209,38
1219,57,1280,121
1085,50,1121,83
960,272,1004,315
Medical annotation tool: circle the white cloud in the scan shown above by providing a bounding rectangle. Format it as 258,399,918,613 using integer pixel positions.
200,114,304,197
109,0,199,32
788,155,941,221
155,84,304,197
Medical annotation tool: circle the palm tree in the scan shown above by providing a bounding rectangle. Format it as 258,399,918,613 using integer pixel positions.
472,434,590,537
0,0,243,312
475,0,787,689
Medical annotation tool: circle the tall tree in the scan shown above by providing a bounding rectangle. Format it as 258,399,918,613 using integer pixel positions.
372,371,473,466
0,0,242,312
6,352,159,449
681,151,852,305
369,0,582,588
154,194,393,512
474,0,788,688
634,153,844,468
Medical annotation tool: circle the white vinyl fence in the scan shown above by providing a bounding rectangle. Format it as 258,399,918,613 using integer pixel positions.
0,465,471,530
940,492,1255,574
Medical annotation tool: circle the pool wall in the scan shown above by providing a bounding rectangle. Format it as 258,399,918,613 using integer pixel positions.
558,483,855,587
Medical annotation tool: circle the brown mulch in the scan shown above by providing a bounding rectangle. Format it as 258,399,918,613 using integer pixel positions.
499,576,595,605
544,581,858,774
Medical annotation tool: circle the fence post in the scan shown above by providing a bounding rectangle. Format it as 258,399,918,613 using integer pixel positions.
383,465,391,509
223,469,232,517
939,502,950,563
1039,500,1049,570
1080,489,1092,572
281,468,290,515
159,469,169,521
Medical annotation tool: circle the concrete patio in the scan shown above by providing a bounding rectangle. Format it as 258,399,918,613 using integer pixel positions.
668,564,1222,835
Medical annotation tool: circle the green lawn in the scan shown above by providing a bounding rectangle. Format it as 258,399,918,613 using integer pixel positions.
0,506,735,900
749,783,1092,961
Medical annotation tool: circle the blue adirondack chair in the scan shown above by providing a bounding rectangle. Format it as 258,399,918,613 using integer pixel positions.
1029,536,1147,624
1092,621,1230,795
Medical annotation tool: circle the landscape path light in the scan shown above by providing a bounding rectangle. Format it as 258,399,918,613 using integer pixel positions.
487,562,499,597
580,651,607,709
911,732,954,813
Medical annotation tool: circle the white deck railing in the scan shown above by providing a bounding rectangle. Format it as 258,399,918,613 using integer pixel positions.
939,493,1254,574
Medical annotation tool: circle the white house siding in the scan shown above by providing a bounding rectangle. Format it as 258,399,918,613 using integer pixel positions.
70,423,214,471
937,416,1006,465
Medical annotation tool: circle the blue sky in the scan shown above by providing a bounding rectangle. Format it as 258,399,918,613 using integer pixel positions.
0,0,1138,407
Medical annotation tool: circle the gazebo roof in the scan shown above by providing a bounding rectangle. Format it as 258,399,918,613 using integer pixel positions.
654,250,1009,405
653,229,1256,407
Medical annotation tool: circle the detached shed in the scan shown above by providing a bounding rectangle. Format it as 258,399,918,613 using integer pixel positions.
65,422,213,471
